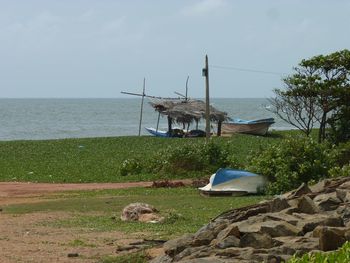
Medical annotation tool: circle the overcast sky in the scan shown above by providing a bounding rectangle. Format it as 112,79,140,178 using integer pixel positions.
1,0,349,98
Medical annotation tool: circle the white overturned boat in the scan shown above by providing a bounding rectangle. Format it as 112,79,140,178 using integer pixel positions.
199,168,265,196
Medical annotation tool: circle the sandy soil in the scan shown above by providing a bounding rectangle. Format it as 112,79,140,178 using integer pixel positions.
0,181,178,263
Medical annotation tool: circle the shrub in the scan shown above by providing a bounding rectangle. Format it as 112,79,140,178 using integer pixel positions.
119,158,142,176
288,241,350,263
146,140,231,176
247,136,334,195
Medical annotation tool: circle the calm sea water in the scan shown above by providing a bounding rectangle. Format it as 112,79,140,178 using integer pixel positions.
0,98,293,141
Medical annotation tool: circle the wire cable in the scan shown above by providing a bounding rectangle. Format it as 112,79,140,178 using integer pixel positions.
210,64,287,76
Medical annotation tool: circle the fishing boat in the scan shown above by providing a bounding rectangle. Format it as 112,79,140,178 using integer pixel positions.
222,118,275,136
198,168,265,196
145,127,205,138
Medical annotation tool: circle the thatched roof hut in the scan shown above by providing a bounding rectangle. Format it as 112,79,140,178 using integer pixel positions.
149,99,229,136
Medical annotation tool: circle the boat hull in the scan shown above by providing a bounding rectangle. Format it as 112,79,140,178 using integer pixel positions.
198,168,265,195
222,118,274,136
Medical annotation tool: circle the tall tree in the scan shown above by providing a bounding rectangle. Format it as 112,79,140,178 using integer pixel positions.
270,49,350,142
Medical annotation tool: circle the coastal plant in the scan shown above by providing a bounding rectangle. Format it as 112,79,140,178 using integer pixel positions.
153,140,231,176
247,136,334,195
288,241,350,263
119,158,142,176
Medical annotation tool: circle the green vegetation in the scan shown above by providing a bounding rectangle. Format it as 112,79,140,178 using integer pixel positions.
248,137,350,195
288,242,350,263
270,49,350,143
0,132,287,183
4,187,265,239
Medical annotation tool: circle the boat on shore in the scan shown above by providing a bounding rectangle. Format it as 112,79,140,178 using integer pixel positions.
145,127,206,138
198,168,265,196
222,118,275,136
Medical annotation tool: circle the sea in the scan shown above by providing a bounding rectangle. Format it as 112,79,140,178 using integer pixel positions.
0,98,294,141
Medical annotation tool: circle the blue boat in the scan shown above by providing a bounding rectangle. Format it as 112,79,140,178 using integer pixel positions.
145,127,206,138
198,168,265,195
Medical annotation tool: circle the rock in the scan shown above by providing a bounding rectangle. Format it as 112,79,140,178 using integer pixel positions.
192,220,228,246
149,254,173,263
336,189,350,203
216,225,240,241
337,205,350,224
309,180,327,193
264,212,299,226
67,253,79,257
179,257,226,263
295,213,344,234
174,246,210,261
164,234,195,257
339,181,350,190
268,197,290,212
240,232,273,249
216,236,240,249
272,236,319,255
156,176,350,262
287,183,312,198
296,196,319,214
259,220,301,237
121,203,159,222
313,193,341,211
318,226,347,251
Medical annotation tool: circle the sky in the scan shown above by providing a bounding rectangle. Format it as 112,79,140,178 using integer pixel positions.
0,0,349,99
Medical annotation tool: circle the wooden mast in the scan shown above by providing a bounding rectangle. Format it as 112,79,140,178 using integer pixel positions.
138,78,146,136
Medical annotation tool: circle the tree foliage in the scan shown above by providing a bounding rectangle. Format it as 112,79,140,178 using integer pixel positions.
270,49,350,142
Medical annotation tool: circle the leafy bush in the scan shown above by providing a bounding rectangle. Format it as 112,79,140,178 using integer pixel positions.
288,241,350,263
247,136,334,195
119,158,142,176
145,140,231,176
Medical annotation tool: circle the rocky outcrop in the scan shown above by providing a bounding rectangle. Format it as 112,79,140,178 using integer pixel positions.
151,176,350,263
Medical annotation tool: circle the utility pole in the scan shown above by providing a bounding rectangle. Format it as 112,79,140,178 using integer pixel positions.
203,55,210,140
138,78,146,136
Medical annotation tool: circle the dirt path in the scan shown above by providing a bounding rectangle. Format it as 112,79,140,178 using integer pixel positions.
0,180,192,262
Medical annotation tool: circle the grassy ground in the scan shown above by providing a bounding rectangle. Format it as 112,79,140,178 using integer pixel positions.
0,131,292,183
4,187,266,239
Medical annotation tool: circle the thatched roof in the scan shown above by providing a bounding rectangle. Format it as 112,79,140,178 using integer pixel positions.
149,99,229,125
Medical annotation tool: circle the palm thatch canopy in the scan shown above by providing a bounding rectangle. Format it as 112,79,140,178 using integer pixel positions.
149,99,229,134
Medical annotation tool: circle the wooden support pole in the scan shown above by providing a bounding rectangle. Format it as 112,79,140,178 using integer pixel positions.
203,55,210,140
217,120,222,137
138,78,146,136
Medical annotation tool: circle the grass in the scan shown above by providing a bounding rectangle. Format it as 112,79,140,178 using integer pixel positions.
0,131,296,183
3,187,266,239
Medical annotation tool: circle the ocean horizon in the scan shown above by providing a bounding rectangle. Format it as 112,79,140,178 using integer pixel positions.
0,98,294,141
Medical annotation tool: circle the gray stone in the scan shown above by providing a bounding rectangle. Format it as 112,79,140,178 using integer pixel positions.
259,220,301,237
149,255,173,263
336,188,349,202
264,212,299,226
240,232,273,249
216,225,240,241
192,220,228,246
337,205,350,224
318,226,347,251
288,183,312,198
268,197,290,212
313,193,341,211
164,233,195,257
295,213,344,234
216,235,240,249
297,196,319,214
